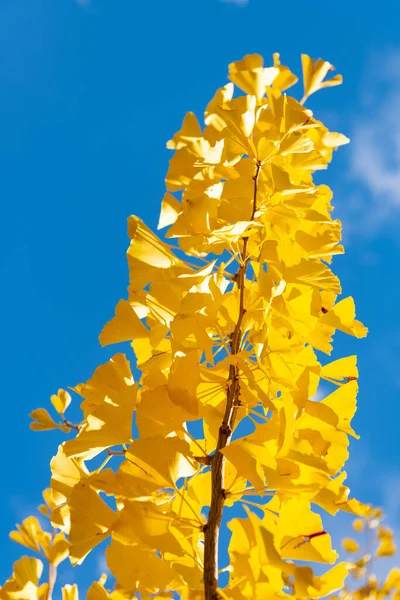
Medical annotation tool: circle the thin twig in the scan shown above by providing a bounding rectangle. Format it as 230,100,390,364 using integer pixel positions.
61,416,81,432
174,485,203,527
194,455,213,465
106,448,126,456
183,429,208,458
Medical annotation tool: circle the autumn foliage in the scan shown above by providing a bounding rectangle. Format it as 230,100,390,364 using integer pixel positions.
3,53,396,600
336,509,400,600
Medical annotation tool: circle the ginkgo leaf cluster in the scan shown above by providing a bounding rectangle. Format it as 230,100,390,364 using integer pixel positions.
1,52,373,600
333,508,399,600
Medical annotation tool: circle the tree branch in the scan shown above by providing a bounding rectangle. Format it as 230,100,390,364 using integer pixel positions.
61,416,81,432
203,160,262,600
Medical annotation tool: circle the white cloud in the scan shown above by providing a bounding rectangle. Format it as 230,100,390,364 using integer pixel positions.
349,50,400,233
309,385,328,402
97,553,110,577
218,0,249,5
381,471,400,526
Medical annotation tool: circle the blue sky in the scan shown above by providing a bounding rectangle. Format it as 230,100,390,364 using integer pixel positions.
1,0,400,592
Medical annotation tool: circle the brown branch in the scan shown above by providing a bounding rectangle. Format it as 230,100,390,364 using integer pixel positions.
106,448,126,456
61,416,81,432
203,160,262,600
194,455,213,465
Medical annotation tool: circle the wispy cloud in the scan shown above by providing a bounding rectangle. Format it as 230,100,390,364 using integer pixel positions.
218,0,249,6
349,49,400,233
9,495,44,525
309,384,329,402
380,471,400,526
97,553,110,577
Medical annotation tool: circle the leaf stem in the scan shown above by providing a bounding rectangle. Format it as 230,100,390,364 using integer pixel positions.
183,429,208,458
174,485,204,527
61,416,81,432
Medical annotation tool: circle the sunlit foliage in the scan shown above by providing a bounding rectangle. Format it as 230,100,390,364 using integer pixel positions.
1,53,380,600
335,508,399,600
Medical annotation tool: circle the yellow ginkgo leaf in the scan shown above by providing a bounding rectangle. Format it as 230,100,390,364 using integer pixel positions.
352,518,364,533
64,378,137,458
272,52,299,93
50,444,88,500
137,385,194,438
49,532,70,566
50,389,72,415
219,95,257,142
73,353,136,417
158,192,182,230
383,568,400,592
0,557,45,600
278,498,337,564
321,296,368,339
68,482,116,564
295,562,350,599
112,501,186,556
86,581,126,600
65,355,137,459
229,53,279,101
321,379,359,438
322,131,350,147
124,435,197,491
62,584,79,600
342,538,360,553
221,436,276,492
127,215,181,270
29,408,62,432
168,350,200,416
301,54,343,103
376,537,397,557
106,538,174,594
204,83,234,133
167,112,210,161
165,147,200,193
9,517,49,555
99,300,148,346
321,356,358,383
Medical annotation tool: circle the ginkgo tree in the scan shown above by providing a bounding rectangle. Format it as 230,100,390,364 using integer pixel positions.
1,53,378,600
